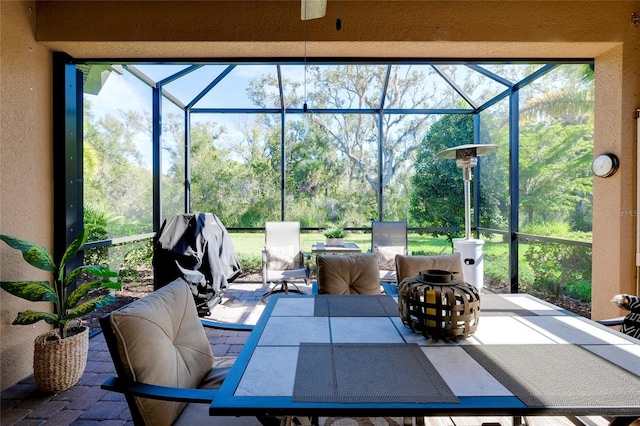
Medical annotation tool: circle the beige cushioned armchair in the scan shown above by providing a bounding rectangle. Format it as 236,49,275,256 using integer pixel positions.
100,279,259,426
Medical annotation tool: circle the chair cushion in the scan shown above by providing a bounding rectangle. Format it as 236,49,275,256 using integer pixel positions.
265,245,300,270
395,253,463,284
317,253,381,295
266,268,308,281
374,245,406,270
109,279,214,425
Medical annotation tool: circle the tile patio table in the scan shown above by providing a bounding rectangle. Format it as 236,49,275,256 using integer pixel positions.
209,293,640,421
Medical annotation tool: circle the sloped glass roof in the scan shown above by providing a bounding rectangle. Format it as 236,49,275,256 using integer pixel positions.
117,61,559,114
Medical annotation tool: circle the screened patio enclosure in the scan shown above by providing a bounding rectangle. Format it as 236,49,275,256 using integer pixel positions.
63,57,594,293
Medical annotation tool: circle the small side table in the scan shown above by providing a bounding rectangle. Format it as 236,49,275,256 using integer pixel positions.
311,242,361,255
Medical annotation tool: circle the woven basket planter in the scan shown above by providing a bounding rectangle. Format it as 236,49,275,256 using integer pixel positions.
33,326,89,392
398,271,480,341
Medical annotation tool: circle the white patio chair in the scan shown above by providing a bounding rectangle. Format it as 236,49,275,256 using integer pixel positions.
371,221,410,283
261,221,310,299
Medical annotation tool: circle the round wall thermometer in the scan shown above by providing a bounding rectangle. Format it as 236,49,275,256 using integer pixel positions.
591,153,619,178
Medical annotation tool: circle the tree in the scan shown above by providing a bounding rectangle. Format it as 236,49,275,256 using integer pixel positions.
246,64,465,225
83,101,153,237
307,65,442,194
518,122,592,228
410,114,473,241
517,65,594,231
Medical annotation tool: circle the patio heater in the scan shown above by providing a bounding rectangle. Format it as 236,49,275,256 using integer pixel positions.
436,143,498,290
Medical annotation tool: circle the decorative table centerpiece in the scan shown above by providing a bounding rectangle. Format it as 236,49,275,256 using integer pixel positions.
397,269,480,340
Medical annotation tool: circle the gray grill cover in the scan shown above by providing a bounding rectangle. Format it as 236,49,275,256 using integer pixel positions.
153,213,241,316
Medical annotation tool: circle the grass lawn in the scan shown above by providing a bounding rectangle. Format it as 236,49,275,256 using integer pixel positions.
228,230,510,259
227,231,516,286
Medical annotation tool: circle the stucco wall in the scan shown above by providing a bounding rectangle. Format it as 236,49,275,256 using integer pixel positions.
1,0,638,389
1,0,55,390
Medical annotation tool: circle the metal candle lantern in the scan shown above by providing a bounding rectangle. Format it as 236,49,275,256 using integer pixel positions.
397,270,481,341
436,144,498,289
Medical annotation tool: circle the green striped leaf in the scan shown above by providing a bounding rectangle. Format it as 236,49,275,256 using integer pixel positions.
58,231,88,282
64,265,118,288
0,235,55,272
65,281,103,309
0,281,57,303
64,294,117,319
12,310,58,326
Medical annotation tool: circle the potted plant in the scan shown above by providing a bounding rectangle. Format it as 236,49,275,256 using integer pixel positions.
324,227,346,247
0,230,120,392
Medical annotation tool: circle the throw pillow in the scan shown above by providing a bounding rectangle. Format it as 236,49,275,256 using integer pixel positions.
620,294,640,339
265,245,298,270
374,245,405,270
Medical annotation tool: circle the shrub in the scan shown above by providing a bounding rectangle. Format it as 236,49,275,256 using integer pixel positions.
523,240,591,298
237,253,262,274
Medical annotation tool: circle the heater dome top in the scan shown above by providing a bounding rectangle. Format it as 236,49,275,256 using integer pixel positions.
436,144,498,160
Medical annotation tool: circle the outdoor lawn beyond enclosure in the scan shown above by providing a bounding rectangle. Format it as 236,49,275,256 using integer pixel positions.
228,230,591,309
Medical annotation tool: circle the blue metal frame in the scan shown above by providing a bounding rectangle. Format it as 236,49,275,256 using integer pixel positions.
53,52,84,270
152,86,162,232
509,88,520,293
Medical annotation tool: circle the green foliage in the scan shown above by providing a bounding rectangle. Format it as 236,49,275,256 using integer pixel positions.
518,122,593,228
82,65,595,303
83,106,153,235
0,231,121,338
118,240,153,283
323,228,346,238
83,204,123,265
563,280,592,302
236,253,262,274
522,240,591,298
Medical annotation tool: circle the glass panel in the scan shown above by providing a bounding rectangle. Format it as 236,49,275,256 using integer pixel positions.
479,63,546,85
434,64,510,108
482,233,511,294
83,68,153,240
283,114,334,227
280,64,305,109
161,64,230,106
161,99,185,220
385,64,471,110
286,113,379,228
188,113,281,227
194,65,281,109
519,237,592,308
282,64,388,110
407,231,456,256
479,97,510,231
130,64,191,83
409,113,474,240
518,64,594,239
82,239,153,330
